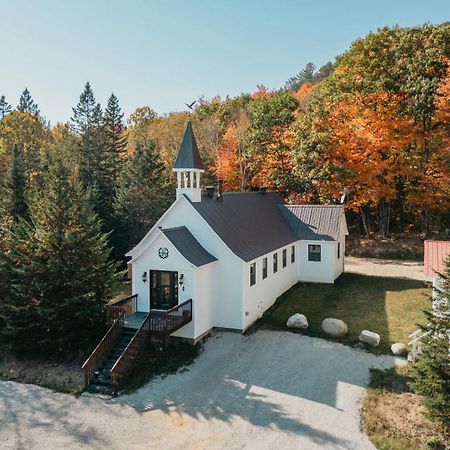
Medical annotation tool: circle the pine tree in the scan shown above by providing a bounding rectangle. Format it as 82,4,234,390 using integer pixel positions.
103,93,127,215
0,145,29,250
70,82,108,217
0,154,120,356
112,141,172,260
413,257,450,425
17,88,40,114
0,95,12,119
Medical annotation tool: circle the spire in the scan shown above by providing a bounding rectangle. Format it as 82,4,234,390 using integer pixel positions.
173,121,204,170
173,121,204,202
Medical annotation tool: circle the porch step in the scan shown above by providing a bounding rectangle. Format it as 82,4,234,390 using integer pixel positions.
87,328,136,394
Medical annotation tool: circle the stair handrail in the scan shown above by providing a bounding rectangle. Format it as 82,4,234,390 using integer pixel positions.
82,311,125,388
107,294,138,324
408,323,431,362
110,312,151,394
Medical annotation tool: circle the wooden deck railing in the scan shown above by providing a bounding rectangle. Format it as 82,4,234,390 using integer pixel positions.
82,311,124,388
149,298,193,337
110,313,151,394
107,294,137,325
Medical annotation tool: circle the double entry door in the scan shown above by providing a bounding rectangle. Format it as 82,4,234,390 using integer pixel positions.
150,270,178,310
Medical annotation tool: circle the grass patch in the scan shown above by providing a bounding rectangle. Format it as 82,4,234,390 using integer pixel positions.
121,340,202,394
254,273,431,353
362,367,449,450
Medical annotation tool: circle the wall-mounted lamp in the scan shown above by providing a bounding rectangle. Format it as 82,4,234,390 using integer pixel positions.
179,273,184,291
142,271,148,283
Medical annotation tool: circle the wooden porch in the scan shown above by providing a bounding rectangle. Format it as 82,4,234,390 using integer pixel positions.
82,294,192,394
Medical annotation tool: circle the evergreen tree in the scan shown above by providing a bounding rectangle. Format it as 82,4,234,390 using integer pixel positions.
0,95,12,119
70,82,108,217
413,257,450,426
0,154,120,356
17,88,40,114
112,141,172,260
0,145,29,251
103,93,127,213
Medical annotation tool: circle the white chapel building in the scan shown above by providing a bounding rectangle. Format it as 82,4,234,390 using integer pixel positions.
126,122,348,342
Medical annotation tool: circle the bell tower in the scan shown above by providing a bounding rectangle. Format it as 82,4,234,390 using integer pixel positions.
173,121,204,202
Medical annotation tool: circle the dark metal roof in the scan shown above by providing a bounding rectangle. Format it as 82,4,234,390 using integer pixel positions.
173,121,204,170
280,205,345,241
188,192,298,262
162,226,217,267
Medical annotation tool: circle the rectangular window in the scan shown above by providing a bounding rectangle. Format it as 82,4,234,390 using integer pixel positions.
282,249,287,268
262,257,268,279
250,262,256,286
291,245,295,263
273,253,278,273
308,244,321,262
337,242,340,259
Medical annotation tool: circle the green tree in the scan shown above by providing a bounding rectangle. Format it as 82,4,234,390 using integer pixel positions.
0,154,120,356
71,82,109,219
1,145,29,223
413,257,450,426
17,88,40,115
104,93,127,194
285,62,317,92
0,111,51,175
0,95,12,119
112,141,172,260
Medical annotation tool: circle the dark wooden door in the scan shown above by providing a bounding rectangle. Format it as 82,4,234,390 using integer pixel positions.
150,270,178,310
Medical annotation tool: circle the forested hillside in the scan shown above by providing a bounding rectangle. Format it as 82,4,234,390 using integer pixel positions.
0,23,448,355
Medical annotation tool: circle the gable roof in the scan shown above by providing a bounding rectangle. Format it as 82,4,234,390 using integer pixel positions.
173,121,204,170
280,205,346,241
187,192,298,262
162,226,217,267
424,240,450,276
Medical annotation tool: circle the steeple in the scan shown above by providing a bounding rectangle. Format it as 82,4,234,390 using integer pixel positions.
173,121,204,202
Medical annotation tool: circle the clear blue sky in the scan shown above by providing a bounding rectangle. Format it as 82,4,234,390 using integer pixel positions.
1,0,448,124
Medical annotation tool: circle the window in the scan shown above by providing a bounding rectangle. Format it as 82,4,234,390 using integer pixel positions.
250,262,256,286
262,257,268,279
337,242,340,259
282,249,287,268
273,253,278,273
291,245,295,263
308,244,321,262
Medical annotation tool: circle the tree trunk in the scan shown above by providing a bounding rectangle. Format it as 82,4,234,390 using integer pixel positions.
360,207,370,237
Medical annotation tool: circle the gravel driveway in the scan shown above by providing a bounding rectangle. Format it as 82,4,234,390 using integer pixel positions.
345,256,430,281
0,331,401,450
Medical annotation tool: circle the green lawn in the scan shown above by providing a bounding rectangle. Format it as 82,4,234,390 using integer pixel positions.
255,273,431,353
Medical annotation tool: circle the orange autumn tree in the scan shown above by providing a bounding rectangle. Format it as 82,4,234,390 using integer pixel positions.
324,92,415,236
406,65,450,220
214,123,240,190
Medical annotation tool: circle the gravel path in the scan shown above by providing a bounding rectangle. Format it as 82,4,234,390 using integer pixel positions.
0,331,402,450
345,256,431,281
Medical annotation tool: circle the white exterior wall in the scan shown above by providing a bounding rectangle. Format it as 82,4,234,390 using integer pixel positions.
130,196,244,335
298,241,336,283
333,227,346,280
131,233,196,339
242,243,299,329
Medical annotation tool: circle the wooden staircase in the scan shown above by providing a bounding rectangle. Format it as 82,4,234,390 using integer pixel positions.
87,328,136,393
82,295,192,395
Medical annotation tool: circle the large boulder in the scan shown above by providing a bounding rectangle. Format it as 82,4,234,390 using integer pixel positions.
391,342,408,356
321,318,348,337
286,313,308,329
359,330,380,347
